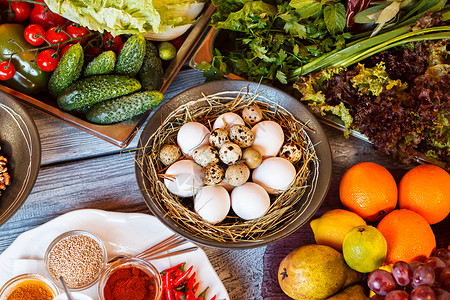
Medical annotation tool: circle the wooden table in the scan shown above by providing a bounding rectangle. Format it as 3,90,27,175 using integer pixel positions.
0,68,448,300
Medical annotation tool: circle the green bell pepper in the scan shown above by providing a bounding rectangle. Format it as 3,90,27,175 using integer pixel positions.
0,23,50,95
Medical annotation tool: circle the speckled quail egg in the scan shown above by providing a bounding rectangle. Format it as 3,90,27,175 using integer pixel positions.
213,112,245,130
229,125,254,148
242,105,263,125
200,163,225,185
279,143,303,164
219,142,242,165
242,147,262,169
177,122,210,156
192,145,220,167
225,163,250,186
209,128,230,149
159,144,182,166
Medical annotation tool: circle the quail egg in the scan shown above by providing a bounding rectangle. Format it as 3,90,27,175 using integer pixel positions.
229,125,254,148
159,144,182,166
219,142,242,165
231,182,270,220
192,145,220,167
200,163,225,185
177,122,210,156
194,186,230,224
225,163,250,186
251,120,284,158
209,128,230,149
279,143,303,164
164,160,204,197
242,105,263,125
242,147,262,169
213,112,245,130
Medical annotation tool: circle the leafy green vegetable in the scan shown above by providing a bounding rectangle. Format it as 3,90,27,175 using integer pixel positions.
323,3,346,36
45,0,206,36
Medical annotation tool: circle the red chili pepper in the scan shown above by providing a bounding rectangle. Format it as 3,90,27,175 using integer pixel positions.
165,287,175,300
192,282,200,293
173,290,185,300
209,296,216,300
173,265,193,287
164,263,185,275
197,287,209,300
186,272,196,290
185,290,196,300
174,268,183,278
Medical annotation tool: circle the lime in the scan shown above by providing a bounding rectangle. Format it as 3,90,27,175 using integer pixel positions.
342,225,387,273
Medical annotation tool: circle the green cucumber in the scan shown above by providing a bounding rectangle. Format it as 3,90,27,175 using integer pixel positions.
115,34,146,77
48,43,84,97
86,90,164,124
138,40,164,90
84,51,116,76
57,75,141,112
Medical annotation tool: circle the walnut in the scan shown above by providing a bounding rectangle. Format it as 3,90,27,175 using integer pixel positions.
0,155,10,195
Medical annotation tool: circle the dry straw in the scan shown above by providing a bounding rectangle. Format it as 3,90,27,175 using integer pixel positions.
136,87,320,243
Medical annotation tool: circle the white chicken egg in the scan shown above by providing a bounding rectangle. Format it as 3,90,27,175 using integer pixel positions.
177,122,210,156
252,157,296,194
213,112,245,130
164,160,204,197
194,186,230,224
251,121,284,158
231,182,270,220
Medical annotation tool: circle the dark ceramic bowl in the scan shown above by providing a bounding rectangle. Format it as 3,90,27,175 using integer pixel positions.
0,92,41,226
135,80,332,249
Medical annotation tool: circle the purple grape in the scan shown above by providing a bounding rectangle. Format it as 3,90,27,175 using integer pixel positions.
393,261,414,286
413,264,436,288
440,268,450,291
411,285,436,300
433,288,450,300
426,257,447,278
386,290,410,300
434,249,450,261
368,269,398,296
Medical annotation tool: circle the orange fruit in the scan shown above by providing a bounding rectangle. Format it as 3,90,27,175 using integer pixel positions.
398,164,450,225
339,162,398,222
377,209,436,264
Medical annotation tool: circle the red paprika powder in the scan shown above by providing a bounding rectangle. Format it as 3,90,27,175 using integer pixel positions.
103,266,157,300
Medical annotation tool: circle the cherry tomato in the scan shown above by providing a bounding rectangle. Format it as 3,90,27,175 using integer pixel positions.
60,43,75,57
66,23,90,45
85,45,101,56
46,26,70,49
117,43,124,54
0,61,16,80
102,32,123,52
9,1,31,22
29,4,66,31
36,49,59,72
24,24,46,46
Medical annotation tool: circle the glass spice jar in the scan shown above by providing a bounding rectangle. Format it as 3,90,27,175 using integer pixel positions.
0,273,59,300
44,230,107,291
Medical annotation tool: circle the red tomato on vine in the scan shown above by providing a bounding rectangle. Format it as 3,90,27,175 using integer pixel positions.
46,26,70,49
66,23,90,45
103,32,123,52
9,1,31,22
0,62,16,80
24,24,46,46
36,49,59,72
60,43,75,57
29,3,66,30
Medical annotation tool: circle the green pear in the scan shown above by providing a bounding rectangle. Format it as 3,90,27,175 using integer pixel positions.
278,244,362,300
327,284,366,300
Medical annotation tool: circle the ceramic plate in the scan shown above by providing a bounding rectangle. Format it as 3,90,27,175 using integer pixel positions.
0,209,229,300
135,80,332,249
0,91,41,227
